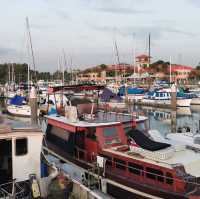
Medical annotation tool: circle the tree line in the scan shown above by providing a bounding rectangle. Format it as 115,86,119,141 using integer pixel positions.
0,63,71,84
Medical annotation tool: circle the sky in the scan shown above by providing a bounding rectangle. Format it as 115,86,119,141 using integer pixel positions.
0,0,200,72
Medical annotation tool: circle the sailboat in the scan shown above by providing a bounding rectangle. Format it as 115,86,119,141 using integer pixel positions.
7,18,40,117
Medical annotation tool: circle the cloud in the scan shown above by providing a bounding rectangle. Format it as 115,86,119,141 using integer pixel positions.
91,24,163,40
164,27,198,37
188,0,200,7
0,47,17,56
91,24,198,40
83,0,153,15
31,24,52,30
55,8,69,19
95,7,152,15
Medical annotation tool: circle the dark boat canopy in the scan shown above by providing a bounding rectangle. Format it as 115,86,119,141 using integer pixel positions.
48,84,105,94
101,88,122,102
127,129,171,151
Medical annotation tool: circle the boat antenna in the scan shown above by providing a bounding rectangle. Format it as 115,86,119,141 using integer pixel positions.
26,17,37,83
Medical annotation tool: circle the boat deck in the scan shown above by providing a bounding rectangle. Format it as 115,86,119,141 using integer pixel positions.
102,144,200,177
47,111,147,128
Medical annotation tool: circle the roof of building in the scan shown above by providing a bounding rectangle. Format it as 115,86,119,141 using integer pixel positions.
106,64,132,71
136,54,151,59
170,64,194,72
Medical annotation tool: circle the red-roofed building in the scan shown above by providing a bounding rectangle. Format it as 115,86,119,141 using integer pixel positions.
168,64,194,82
136,54,151,71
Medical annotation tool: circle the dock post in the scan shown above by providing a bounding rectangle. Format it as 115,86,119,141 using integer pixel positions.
171,84,177,111
30,86,38,126
171,84,177,133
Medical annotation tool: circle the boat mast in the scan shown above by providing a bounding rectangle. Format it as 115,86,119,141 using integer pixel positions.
114,39,120,84
148,33,151,66
62,49,67,84
8,64,11,86
170,56,172,84
27,63,30,94
26,17,37,83
69,54,73,84
133,33,136,85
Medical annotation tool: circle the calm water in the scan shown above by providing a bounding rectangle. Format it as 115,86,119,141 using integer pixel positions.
1,97,200,135
135,105,200,135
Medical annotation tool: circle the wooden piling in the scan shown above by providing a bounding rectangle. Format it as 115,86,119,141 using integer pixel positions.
171,84,177,133
30,86,38,126
171,84,177,111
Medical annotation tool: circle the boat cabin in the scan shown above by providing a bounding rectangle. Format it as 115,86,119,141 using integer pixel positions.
0,125,43,185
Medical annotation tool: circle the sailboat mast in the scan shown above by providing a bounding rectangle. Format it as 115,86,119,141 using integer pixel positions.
170,56,172,84
26,17,36,83
62,49,67,84
28,64,30,94
133,33,136,85
148,33,151,66
69,55,73,84
8,64,11,85
114,40,120,83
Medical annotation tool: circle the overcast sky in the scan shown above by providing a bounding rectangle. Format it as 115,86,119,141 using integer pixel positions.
0,0,200,72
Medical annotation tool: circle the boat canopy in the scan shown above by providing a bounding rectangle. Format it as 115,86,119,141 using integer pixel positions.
10,95,26,106
118,86,145,96
48,84,105,94
101,88,122,102
127,129,171,151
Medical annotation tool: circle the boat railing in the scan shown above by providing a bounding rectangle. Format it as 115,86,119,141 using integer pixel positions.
0,180,29,199
75,146,97,163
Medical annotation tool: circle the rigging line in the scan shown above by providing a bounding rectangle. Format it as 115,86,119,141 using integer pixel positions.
26,17,37,83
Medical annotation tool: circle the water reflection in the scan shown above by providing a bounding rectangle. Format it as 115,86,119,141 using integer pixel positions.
1,96,200,136
136,105,200,136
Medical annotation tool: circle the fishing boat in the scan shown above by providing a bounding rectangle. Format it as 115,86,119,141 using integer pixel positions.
43,86,200,199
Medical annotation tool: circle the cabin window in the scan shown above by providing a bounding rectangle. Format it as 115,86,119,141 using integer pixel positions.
114,158,126,170
103,127,118,137
50,126,70,141
86,127,96,140
166,172,173,185
146,167,164,182
15,138,28,156
128,162,143,175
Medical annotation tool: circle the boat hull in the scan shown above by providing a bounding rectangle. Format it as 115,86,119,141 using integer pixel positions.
141,98,191,107
176,98,191,107
191,97,200,105
7,105,39,117
44,141,187,199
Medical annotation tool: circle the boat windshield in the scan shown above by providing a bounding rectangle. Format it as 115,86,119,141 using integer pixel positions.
102,126,121,145
134,121,149,133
